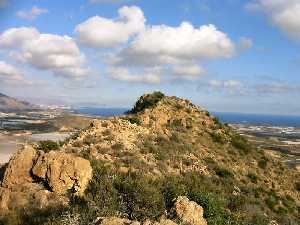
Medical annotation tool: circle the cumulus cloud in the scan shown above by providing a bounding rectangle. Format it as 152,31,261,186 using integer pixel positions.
108,67,161,84
16,6,48,20
104,18,239,83
0,27,89,79
115,22,235,66
247,0,300,40
75,6,145,48
0,61,27,85
0,27,39,48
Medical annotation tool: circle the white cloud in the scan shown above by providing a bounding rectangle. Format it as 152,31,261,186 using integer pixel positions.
172,64,206,77
115,22,235,66
0,27,89,79
107,20,238,82
75,6,145,48
90,0,132,4
16,6,48,20
247,0,300,40
0,61,26,85
108,67,161,84
0,27,39,48
208,79,243,88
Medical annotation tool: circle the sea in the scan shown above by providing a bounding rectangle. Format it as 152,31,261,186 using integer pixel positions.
74,107,300,128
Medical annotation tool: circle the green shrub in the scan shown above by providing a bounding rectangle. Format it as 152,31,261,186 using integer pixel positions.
258,156,269,169
247,172,258,183
210,132,225,144
37,140,59,152
213,117,221,125
188,192,240,225
231,134,250,154
295,182,300,192
111,142,124,151
129,92,165,114
265,194,278,211
126,117,142,125
114,175,165,220
83,134,99,145
214,167,234,179
228,195,246,211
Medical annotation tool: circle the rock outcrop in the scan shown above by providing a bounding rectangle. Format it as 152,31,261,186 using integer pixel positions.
0,146,92,213
174,196,207,225
96,196,207,225
32,150,92,194
1,146,38,187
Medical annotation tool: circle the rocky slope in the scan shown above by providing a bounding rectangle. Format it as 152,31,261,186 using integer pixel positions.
0,93,33,111
0,92,299,225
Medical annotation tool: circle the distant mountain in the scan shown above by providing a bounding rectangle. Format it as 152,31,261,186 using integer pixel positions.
0,93,33,111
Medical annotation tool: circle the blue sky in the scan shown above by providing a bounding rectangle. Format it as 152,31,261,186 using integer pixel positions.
0,0,300,115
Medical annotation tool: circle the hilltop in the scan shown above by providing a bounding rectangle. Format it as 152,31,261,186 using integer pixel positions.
0,92,299,225
0,93,33,111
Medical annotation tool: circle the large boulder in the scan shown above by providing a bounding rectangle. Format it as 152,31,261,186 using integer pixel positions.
174,196,207,225
32,151,92,194
1,146,39,187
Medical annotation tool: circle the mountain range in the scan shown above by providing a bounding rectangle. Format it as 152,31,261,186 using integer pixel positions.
0,93,33,111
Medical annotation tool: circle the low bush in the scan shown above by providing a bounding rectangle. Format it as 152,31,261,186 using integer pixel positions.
126,117,142,125
295,182,300,192
231,134,250,154
258,156,269,169
247,172,258,184
37,140,59,152
129,91,165,114
214,167,234,179
210,132,226,144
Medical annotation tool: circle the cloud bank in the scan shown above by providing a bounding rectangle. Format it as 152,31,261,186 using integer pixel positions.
247,0,300,41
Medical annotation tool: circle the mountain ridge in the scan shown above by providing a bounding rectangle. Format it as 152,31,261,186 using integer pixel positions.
0,92,299,225
0,92,33,111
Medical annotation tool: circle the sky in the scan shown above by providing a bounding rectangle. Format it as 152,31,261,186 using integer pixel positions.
0,0,300,115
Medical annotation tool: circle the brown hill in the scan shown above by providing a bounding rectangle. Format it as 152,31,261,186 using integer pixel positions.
0,92,299,225
0,93,33,111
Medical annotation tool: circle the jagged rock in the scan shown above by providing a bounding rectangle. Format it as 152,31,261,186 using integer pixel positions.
0,183,68,212
174,196,207,225
1,146,39,187
32,151,92,194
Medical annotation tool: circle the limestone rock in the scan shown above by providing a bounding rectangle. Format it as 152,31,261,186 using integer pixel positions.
0,183,68,212
174,196,207,225
32,151,92,194
1,146,39,187
98,217,139,225
151,219,177,225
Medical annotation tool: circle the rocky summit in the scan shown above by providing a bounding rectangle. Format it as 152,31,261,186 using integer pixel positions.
0,92,299,225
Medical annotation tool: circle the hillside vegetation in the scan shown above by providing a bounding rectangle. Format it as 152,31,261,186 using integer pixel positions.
0,92,299,225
